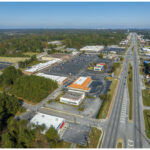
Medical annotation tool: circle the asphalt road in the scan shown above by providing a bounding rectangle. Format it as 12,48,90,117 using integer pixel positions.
102,37,133,148
133,33,143,148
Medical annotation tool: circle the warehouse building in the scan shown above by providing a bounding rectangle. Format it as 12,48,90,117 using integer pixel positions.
80,45,104,53
36,73,68,85
68,76,92,92
23,58,61,75
30,113,65,134
60,90,85,106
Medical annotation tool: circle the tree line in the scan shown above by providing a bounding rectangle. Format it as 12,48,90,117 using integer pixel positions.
0,29,126,57
0,66,58,103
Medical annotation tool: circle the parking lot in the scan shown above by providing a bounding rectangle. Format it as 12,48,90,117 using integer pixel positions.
62,123,90,146
46,96,102,118
43,54,112,76
0,61,12,70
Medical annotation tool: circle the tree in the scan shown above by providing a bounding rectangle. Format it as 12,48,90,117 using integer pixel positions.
46,126,59,141
0,93,21,130
0,66,22,88
99,53,103,59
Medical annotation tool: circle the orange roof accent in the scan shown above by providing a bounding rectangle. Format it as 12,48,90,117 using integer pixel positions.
68,77,91,91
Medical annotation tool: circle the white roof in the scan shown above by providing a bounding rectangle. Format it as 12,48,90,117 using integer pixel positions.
142,48,150,52
74,77,87,85
80,45,104,52
48,41,62,45
145,53,150,56
36,73,67,84
25,58,61,73
30,113,64,132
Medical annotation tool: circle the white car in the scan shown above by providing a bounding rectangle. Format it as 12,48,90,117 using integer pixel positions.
128,139,134,147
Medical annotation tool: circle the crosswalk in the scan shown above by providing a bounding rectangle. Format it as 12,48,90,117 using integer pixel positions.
120,89,128,123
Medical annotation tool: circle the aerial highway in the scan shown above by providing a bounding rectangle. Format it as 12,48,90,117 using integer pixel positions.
102,36,133,148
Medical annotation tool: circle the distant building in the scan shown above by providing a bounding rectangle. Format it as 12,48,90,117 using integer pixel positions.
68,76,92,92
36,73,68,85
142,47,150,52
48,41,62,46
80,45,104,53
66,48,77,51
30,113,65,134
60,90,85,106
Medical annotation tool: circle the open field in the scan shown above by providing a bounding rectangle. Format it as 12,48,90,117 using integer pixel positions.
0,57,29,63
97,77,118,119
23,52,40,56
143,110,150,139
142,89,150,106
127,62,133,120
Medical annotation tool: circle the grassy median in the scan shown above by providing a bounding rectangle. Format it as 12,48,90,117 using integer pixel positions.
77,128,102,148
142,89,150,106
117,142,123,148
143,110,150,139
127,63,133,120
97,77,118,119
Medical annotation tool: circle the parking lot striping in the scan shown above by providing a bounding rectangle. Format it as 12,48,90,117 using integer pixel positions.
66,120,80,124
41,106,84,118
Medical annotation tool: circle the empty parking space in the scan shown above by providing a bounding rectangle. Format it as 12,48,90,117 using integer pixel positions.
62,123,90,146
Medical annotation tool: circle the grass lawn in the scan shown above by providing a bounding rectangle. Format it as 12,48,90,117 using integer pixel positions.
117,142,123,148
97,77,118,119
143,110,150,139
142,89,150,106
127,63,133,120
23,52,39,56
0,57,29,63
114,63,122,77
56,141,71,148
76,128,102,148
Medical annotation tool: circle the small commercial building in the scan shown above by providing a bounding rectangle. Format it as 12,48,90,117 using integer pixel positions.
96,63,107,68
36,73,68,85
30,113,65,134
80,45,104,53
23,58,61,75
68,76,92,92
60,90,85,106
94,65,104,71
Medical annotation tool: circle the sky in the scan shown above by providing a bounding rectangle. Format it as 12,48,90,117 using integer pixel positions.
0,2,150,29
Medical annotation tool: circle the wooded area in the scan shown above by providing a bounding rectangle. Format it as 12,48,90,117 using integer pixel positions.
0,29,126,57
0,66,58,103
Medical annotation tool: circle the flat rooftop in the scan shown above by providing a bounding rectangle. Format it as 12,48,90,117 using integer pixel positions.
36,73,67,84
80,45,104,52
61,90,84,101
25,58,61,73
68,76,92,92
30,112,64,131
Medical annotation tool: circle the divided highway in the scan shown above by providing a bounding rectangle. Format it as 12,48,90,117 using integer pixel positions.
102,38,133,148
133,33,143,148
